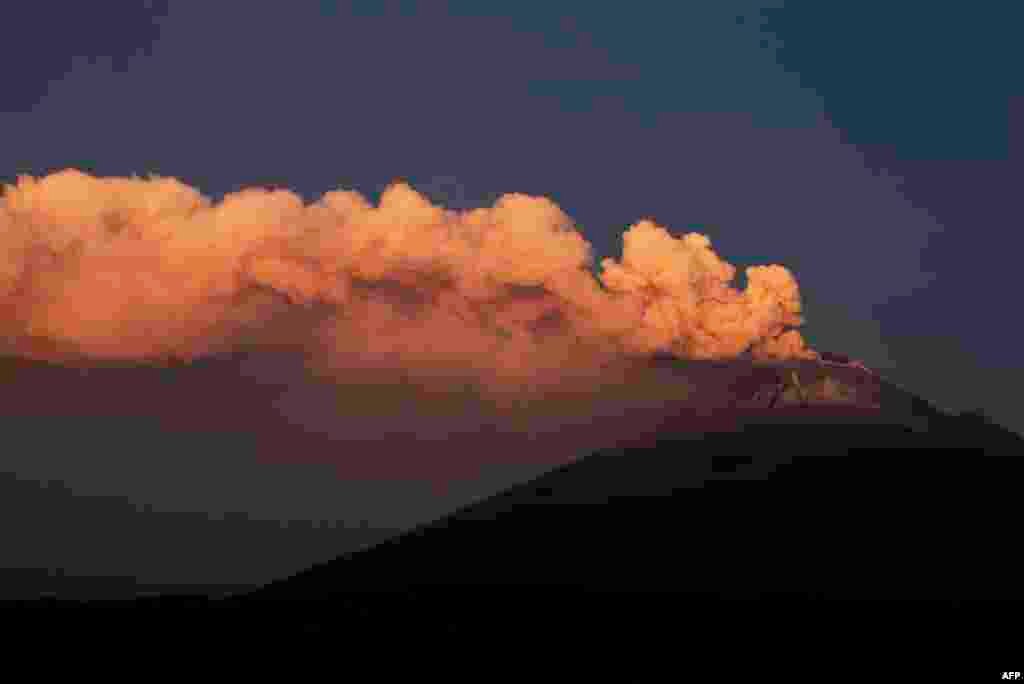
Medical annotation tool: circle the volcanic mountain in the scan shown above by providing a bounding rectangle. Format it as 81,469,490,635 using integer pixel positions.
3,348,1019,606
234,352,1022,606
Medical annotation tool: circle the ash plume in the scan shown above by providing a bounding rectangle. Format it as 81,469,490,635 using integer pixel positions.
0,169,816,403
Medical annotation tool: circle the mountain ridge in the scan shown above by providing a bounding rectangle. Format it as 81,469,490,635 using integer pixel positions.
235,355,1022,604
2,349,1019,603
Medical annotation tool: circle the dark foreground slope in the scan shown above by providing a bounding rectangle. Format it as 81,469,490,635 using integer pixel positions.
3,348,1020,610
6,352,1022,668
241,368,1024,607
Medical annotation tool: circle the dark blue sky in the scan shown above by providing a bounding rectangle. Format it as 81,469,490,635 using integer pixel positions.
2,1,1021,586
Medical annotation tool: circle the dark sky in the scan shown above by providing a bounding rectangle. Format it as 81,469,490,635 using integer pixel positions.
2,1,1021,587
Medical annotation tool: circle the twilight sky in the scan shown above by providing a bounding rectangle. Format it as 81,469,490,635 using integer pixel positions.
1,1,1021,588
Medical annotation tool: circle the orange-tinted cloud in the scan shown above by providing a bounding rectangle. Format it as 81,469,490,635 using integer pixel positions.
0,169,817,401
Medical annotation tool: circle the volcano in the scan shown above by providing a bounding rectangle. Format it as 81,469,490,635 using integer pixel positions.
3,348,1020,608
230,352,1021,605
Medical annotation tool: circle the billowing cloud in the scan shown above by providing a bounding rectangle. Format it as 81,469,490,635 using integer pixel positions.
0,169,816,402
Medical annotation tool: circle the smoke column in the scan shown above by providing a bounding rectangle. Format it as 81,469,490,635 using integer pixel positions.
0,169,816,405
0,167,823,491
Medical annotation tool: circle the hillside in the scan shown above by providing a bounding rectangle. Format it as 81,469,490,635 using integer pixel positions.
3,349,1020,605
240,359,1023,607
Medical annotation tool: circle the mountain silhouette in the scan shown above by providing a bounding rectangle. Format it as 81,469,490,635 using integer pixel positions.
235,354,1022,611
3,349,1020,610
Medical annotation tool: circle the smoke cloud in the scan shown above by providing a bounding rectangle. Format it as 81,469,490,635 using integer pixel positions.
0,169,816,404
